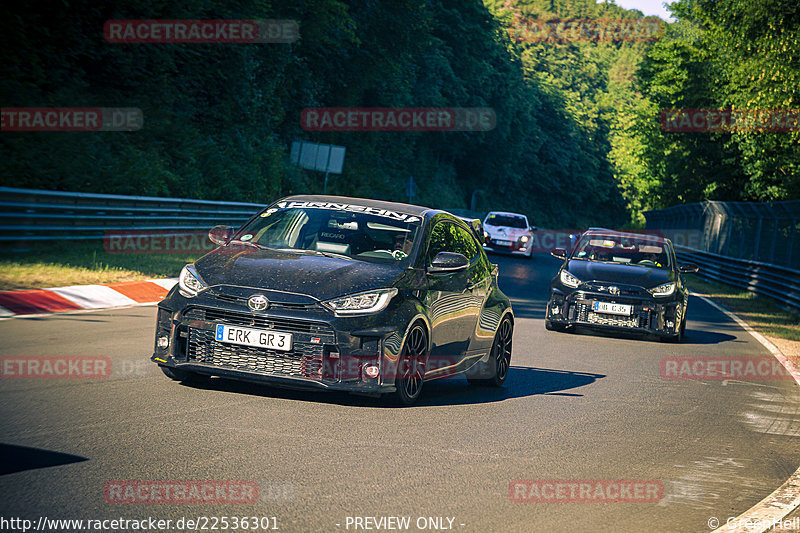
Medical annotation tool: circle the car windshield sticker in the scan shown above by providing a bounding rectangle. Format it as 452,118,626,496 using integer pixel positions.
275,201,421,224
240,234,253,241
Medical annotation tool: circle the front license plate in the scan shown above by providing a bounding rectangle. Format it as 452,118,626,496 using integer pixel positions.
593,302,632,316
496,239,512,246
215,324,292,351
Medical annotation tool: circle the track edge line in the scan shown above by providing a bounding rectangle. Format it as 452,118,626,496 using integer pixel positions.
696,294,800,533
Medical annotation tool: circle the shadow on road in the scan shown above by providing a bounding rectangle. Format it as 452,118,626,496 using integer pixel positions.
682,329,738,345
181,365,605,408
551,325,738,345
416,366,605,406
507,299,545,320
0,443,88,476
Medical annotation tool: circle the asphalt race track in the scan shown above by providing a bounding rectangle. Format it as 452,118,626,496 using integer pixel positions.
1,254,799,532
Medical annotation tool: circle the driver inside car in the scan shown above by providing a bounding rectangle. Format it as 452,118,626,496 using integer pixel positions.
638,252,663,267
393,232,413,256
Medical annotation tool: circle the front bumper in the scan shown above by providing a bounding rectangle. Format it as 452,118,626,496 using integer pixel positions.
152,291,410,394
483,238,531,256
546,288,682,337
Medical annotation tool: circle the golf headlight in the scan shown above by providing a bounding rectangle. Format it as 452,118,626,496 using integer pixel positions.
560,270,581,288
520,235,530,243
649,282,676,297
324,288,398,316
178,264,207,298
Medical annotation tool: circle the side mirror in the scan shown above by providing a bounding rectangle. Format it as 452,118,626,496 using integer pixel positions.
208,225,234,245
679,263,699,274
428,252,469,274
529,226,537,232
551,247,567,260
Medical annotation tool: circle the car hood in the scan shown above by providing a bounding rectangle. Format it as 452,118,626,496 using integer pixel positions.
565,259,674,288
194,245,407,302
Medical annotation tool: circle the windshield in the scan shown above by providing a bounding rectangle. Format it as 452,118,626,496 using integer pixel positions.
485,213,527,228
234,201,422,265
572,234,672,269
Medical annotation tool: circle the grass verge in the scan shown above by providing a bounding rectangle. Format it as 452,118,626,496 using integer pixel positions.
686,274,800,342
0,241,203,290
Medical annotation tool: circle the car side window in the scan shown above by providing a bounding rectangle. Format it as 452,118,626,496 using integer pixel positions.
452,225,479,261
427,221,480,264
427,222,458,263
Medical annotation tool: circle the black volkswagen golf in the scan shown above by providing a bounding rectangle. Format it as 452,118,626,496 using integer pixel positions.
545,230,698,342
152,195,514,405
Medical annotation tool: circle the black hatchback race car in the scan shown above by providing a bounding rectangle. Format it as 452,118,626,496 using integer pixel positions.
545,230,698,342
152,195,514,405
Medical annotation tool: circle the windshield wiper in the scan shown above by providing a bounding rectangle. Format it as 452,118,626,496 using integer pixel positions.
267,247,355,260
305,249,355,261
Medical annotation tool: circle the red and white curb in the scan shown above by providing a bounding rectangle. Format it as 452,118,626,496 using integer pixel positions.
0,278,177,318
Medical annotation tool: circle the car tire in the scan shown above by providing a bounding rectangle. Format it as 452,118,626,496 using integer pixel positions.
392,323,428,406
160,365,211,384
660,315,685,343
468,317,513,387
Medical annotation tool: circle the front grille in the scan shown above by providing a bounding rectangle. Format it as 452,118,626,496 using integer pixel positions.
187,328,324,379
575,301,650,329
182,306,336,380
586,312,639,328
185,307,333,335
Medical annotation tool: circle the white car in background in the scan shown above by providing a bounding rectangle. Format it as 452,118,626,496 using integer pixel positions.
482,211,536,259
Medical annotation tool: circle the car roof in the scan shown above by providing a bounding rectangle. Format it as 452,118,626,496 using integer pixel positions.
280,195,432,216
582,229,668,244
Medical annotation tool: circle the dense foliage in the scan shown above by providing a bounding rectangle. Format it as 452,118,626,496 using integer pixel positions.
0,0,796,227
630,0,800,217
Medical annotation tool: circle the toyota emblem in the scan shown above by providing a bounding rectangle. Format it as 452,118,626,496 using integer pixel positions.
247,294,269,311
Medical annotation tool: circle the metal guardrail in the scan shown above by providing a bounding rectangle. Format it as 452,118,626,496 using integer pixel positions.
676,245,800,314
645,200,800,268
0,187,264,241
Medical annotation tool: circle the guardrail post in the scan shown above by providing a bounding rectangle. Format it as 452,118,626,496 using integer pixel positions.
768,217,778,264
753,216,763,261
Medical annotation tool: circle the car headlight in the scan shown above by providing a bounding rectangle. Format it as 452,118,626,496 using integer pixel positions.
649,282,676,297
178,264,208,298
519,235,530,243
560,270,581,288
324,288,398,316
